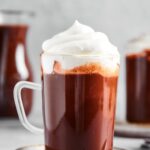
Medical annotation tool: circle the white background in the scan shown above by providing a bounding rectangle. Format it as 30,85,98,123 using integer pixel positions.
0,0,150,123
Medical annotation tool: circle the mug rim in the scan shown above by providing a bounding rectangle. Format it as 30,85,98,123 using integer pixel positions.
40,51,119,59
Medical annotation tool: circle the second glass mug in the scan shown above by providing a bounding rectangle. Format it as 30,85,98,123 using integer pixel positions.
14,52,119,150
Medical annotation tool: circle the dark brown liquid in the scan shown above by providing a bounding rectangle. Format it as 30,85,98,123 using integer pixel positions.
126,50,150,123
42,73,118,150
0,25,33,117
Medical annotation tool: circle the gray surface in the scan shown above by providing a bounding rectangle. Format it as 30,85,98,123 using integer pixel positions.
0,0,150,121
0,120,43,150
0,119,145,150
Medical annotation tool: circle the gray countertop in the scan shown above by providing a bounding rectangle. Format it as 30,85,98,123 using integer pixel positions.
0,119,145,150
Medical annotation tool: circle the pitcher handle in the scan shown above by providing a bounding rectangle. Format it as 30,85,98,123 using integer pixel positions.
13,81,44,134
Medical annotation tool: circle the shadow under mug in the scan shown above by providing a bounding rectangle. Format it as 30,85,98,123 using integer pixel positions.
14,54,119,150
16,145,126,150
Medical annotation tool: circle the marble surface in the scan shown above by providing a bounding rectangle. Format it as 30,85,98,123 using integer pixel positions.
0,119,146,150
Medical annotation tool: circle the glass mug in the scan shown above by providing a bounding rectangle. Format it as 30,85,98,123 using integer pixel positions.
14,53,119,150
126,35,150,123
126,49,150,122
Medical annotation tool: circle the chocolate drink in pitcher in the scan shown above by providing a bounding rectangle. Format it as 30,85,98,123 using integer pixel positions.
0,11,33,117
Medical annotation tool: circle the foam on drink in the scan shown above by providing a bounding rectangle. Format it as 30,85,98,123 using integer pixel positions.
127,34,150,52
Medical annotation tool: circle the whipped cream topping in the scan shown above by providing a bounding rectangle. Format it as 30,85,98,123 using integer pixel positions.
41,21,120,75
127,34,150,52
42,21,119,60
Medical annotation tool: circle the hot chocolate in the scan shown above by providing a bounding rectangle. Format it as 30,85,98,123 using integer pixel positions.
0,25,33,117
42,62,118,150
126,35,150,123
126,50,150,122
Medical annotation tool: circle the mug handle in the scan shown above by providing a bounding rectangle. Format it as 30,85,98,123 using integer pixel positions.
13,81,44,134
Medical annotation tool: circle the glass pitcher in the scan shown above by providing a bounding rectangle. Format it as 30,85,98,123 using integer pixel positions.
0,10,34,117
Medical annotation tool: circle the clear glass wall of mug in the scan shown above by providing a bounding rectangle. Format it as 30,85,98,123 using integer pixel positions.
14,52,119,150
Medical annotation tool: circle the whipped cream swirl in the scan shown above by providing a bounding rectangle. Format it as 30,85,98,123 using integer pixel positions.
42,21,119,62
